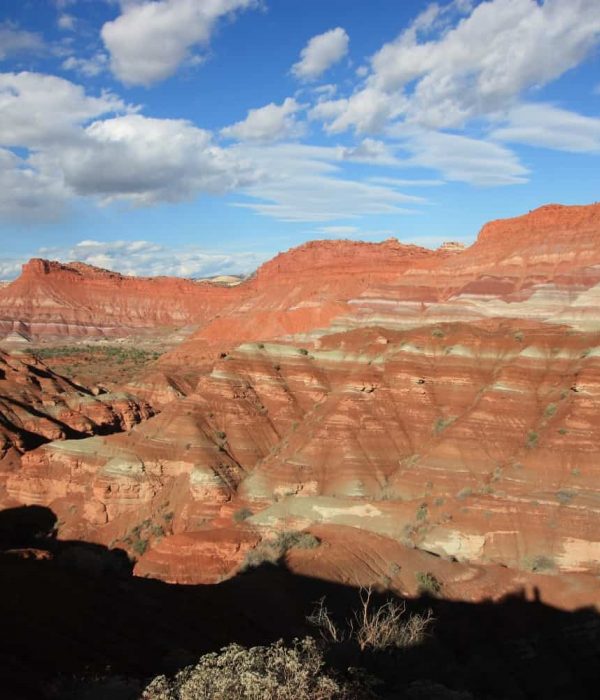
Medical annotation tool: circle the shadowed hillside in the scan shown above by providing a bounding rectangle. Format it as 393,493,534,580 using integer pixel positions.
1,505,599,700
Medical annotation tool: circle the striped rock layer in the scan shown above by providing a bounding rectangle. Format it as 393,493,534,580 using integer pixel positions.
2,203,600,608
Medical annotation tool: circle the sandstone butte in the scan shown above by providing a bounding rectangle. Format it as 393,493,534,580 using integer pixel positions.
1,203,600,611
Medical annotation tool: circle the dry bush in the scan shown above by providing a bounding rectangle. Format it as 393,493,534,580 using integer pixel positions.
241,530,321,571
415,571,442,596
307,597,347,644
141,637,370,700
308,587,433,652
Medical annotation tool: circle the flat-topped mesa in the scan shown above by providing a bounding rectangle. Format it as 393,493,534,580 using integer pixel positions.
0,258,244,339
21,258,121,280
475,202,600,247
4,202,600,346
166,238,442,358
253,237,434,283
20,258,223,287
433,202,600,293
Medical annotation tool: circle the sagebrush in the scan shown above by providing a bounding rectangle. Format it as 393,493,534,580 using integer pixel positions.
141,637,371,700
241,530,321,570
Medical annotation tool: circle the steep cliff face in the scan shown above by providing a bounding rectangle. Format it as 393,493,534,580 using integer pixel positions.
0,259,239,338
2,204,600,610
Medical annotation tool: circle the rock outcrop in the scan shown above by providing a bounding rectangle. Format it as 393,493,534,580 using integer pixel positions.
0,259,239,339
0,350,154,474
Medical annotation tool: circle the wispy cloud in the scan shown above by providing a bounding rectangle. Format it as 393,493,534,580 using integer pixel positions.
0,22,44,60
491,103,600,153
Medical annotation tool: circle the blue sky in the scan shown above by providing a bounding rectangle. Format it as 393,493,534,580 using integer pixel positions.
0,0,599,278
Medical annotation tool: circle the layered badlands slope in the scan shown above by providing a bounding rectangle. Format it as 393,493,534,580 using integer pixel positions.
7,323,600,604
1,204,600,609
4,203,599,345
0,349,154,509
0,258,241,338
178,203,600,353
0,351,154,452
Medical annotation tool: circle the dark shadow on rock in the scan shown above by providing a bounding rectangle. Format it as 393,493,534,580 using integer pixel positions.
0,505,599,700
0,504,57,548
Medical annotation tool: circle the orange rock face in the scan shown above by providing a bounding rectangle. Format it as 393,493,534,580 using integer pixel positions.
0,258,239,339
2,203,600,610
0,350,154,457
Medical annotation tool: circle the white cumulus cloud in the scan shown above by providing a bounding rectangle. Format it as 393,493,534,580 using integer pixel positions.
370,0,600,128
57,13,76,31
292,27,349,81
0,72,128,148
101,0,258,85
221,98,304,142
62,53,109,77
0,148,68,220
54,114,258,205
311,0,600,134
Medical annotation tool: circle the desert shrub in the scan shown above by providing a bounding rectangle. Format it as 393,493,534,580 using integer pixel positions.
308,588,433,652
431,328,445,338
307,598,346,644
298,348,310,356
556,489,575,505
544,403,557,418
241,530,321,571
276,530,320,550
233,507,253,523
433,417,454,435
26,345,161,362
526,431,538,448
524,555,556,573
141,637,369,700
132,538,149,556
415,572,442,596
416,503,428,521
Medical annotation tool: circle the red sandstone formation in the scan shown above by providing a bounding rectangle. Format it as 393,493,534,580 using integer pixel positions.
0,349,154,476
159,203,600,374
1,203,600,611
4,203,600,347
0,258,240,339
